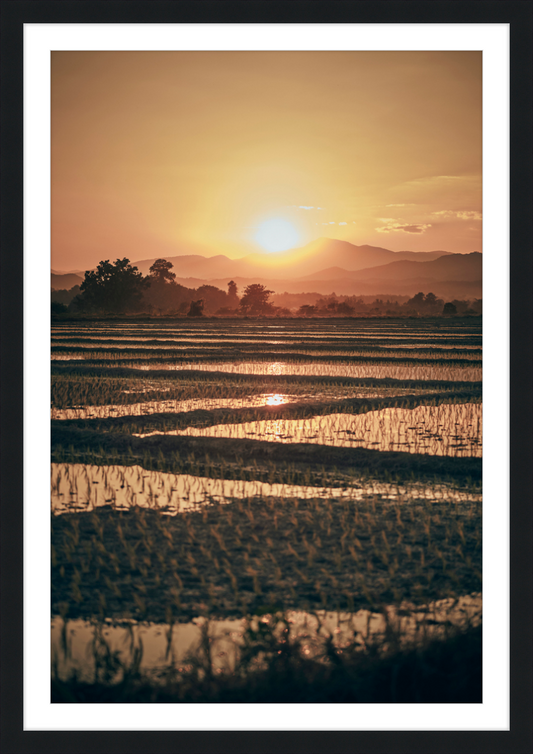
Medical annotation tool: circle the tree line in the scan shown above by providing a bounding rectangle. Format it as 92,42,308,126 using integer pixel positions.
52,257,481,318
53,258,280,317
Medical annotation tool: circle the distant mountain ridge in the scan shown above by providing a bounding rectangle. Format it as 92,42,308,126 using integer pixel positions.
299,252,481,283
128,239,457,279
52,239,481,299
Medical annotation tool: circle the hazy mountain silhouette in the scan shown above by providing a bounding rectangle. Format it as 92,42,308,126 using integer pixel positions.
299,252,481,282
51,272,85,290
52,239,480,299
124,239,457,280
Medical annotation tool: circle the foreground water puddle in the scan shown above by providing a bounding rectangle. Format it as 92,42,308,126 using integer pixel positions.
135,402,482,458
51,593,481,682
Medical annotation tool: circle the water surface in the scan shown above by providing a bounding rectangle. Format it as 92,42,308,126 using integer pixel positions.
51,593,482,682
135,402,482,458
51,462,482,516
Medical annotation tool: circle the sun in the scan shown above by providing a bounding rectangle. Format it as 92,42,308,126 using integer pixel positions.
254,218,301,252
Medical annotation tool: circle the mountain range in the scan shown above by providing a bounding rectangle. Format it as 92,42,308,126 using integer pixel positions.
51,238,481,299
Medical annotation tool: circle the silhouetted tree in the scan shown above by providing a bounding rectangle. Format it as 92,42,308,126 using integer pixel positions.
143,280,194,314
443,302,458,316
195,285,227,313
187,299,204,317
51,301,68,316
336,301,354,315
148,259,176,284
404,291,443,315
298,304,317,317
77,258,148,313
407,292,425,309
227,280,239,307
239,284,275,315
52,285,80,307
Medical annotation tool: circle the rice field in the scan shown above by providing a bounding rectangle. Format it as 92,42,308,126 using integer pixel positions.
51,317,482,701
133,402,482,457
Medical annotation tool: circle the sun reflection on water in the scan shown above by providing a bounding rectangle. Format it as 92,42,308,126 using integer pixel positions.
266,362,285,376
265,393,287,406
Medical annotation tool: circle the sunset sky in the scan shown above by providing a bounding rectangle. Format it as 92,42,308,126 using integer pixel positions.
51,51,482,271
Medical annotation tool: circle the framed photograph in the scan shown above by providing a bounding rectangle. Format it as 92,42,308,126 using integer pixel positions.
1,2,531,752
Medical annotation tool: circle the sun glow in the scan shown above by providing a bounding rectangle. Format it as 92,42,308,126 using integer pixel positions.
254,218,301,252
265,393,287,406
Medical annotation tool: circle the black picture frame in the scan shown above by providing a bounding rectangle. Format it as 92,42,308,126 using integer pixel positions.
1,1,531,752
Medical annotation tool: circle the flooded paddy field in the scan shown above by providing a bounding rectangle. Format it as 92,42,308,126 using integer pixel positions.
52,318,482,383
51,317,482,701
52,356,481,382
133,401,482,458
52,388,448,421
51,462,482,516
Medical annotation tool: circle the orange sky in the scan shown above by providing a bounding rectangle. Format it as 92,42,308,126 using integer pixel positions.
52,51,481,271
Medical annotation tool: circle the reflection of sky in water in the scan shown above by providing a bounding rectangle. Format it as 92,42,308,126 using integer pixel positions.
51,463,351,515
51,593,481,682
52,390,431,420
52,325,481,343
50,359,481,383
51,463,481,516
51,335,481,357
52,393,293,420
136,403,482,458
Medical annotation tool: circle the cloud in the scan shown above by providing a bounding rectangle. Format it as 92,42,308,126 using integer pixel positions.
385,203,415,207
457,210,482,220
432,210,482,221
338,222,347,226
329,221,336,225
299,206,314,210
376,221,432,234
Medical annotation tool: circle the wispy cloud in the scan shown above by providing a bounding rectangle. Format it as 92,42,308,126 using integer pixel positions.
299,205,315,210
338,222,347,226
432,210,482,221
376,220,432,234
